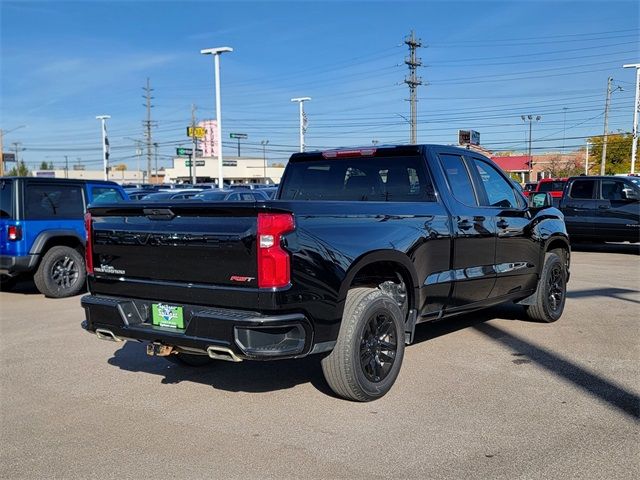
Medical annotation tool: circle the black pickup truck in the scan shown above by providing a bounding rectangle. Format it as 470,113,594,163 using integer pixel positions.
559,175,640,243
81,145,570,401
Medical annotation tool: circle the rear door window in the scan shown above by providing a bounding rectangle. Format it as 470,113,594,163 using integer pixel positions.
0,180,13,218
279,155,435,202
25,183,84,219
440,154,478,206
569,179,596,199
90,186,126,204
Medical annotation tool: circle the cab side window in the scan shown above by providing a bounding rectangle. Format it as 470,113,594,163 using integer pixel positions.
472,159,519,208
601,179,626,201
440,154,478,206
569,179,596,199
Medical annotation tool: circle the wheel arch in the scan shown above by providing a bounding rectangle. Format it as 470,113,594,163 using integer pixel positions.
336,250,419,320
543,233,571,281
29,230,85,257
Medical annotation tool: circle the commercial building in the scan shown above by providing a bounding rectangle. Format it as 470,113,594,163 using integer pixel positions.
161,155,285,184
32,169,144,183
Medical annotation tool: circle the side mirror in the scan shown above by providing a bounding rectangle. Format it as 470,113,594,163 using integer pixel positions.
529,192,552,208
622,189,639,201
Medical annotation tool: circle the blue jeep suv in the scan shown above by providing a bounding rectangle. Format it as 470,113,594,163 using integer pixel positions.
0,177,129,297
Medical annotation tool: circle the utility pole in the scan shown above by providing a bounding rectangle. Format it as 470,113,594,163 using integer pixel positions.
96,115,111,180
601,77,613,176
600,77,623,175
261,139,269,183
623,63,640,174
585,141,590,175
521,115,541,182
11,142,21,163
142,78,155,183
153,142,159,182
404,30,422,144
191,104,198,185
0,125,26,176
64,155,69,178
291,97,311,152
561,107,568,160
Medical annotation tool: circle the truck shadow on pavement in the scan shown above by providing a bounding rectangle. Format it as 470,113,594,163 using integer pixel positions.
567,287,640,305
107,303,639,416
570,242,639,255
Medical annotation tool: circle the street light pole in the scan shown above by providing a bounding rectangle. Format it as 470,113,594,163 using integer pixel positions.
521,114,541,182
261,140,269,183
96,115,111,180
201,46,233,189
291,97,311,152
623,63,640,174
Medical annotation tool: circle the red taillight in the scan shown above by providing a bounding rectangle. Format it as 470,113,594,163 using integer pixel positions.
257,213,295,288
7,225,22,241
322,148,377,159
84,212,94,274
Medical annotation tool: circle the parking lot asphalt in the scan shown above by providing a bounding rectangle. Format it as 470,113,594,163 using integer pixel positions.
1,244,639,480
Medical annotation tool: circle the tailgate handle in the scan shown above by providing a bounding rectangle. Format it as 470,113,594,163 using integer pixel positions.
143,208,175,220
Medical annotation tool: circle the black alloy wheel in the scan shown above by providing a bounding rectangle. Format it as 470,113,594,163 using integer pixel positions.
359,311,398,383
547,264,564,313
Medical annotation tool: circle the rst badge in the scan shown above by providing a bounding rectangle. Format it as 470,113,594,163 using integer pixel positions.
230,275,255,283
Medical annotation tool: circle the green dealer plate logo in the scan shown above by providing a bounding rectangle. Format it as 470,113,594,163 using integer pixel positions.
152,303,184,329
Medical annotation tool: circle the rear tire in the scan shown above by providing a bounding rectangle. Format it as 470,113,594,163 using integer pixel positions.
33,246,86,298
322,287,405,401
526,250,567,323
166,353,213,367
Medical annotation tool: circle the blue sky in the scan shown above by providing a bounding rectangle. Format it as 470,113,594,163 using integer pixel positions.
1,0,638,171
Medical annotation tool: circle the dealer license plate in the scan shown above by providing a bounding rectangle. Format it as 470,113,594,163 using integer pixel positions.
151,303,185,329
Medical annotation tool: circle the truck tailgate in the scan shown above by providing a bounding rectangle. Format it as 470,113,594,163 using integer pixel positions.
87,203,286,289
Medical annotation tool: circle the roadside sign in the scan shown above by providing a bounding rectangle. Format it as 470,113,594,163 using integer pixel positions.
229,133,248,139
176,147,203,156
458,130,480,146
2,153,16,163
187,126,206,139
185,160,205,167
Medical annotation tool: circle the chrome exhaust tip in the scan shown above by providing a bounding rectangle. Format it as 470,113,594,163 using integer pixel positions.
95,328,124,342
207,345,242,362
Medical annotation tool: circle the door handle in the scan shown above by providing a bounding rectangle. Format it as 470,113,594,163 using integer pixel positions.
497,219,509,229
457,219,473,231
598,205,610,210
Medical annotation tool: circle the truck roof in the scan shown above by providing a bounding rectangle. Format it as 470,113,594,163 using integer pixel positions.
289,144,484,162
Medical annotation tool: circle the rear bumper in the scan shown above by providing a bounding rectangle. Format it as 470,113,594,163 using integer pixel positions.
81,294,322,361
0,254,38,277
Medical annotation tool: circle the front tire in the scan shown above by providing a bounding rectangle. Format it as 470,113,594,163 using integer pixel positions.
526,250,567,322
33,246,86,298
322,287,405,401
